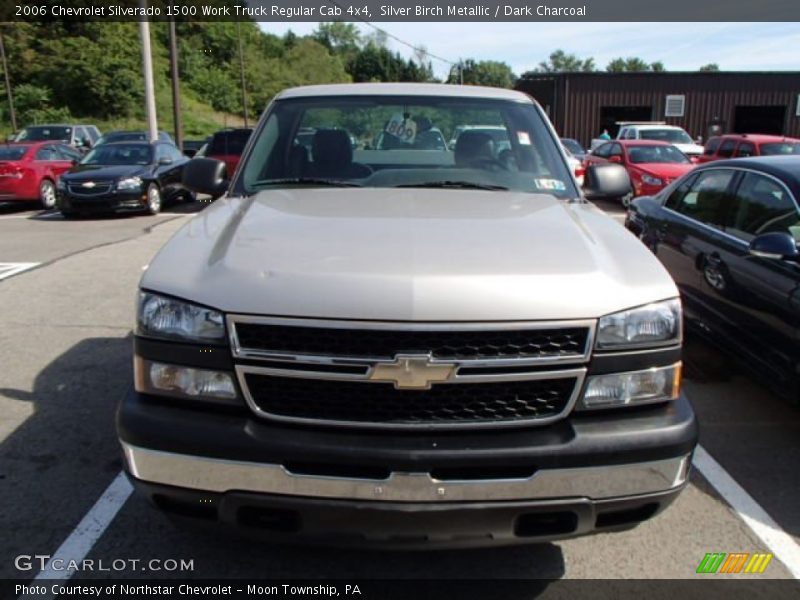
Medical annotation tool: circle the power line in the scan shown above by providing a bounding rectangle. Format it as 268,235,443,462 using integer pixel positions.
322,0,458,67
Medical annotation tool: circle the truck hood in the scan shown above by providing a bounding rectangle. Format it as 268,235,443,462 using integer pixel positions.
142,188,678,321
672,143,705,156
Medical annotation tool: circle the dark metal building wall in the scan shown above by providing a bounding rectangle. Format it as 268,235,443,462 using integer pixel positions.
517,73,800,147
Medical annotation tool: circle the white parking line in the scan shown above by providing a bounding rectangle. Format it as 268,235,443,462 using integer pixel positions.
24,473,132,590
0,262,40,280
693,445,800,578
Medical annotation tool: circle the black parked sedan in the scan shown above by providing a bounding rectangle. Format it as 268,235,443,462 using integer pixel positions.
625,156,800,401
57,141,192,216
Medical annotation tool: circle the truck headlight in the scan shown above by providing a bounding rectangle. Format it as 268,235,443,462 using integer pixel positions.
116,176,142,191
596,299,681,349
580,362,682,410
137,292,226,343
134,357,239,404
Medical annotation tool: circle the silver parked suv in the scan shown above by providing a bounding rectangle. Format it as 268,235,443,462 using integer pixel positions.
118,83,697,547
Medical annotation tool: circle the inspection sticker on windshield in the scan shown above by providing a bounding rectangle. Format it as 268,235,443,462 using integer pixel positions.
534,178,566,191
517,131,531,145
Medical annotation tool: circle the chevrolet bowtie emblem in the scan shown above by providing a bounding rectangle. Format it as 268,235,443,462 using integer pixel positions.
369,354,456,390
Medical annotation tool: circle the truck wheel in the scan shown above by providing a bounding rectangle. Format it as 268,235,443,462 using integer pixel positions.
39,179,57,209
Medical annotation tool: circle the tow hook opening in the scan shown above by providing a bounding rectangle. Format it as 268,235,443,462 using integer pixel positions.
514,511,579,537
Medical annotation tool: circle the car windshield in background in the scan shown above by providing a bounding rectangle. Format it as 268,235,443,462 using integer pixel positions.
0,145,29,160
628,145,691,164
81,143,152,165
16,126,71,142
639,129,694,144
760,142,800,155
561,138,585,155
239,95,575,198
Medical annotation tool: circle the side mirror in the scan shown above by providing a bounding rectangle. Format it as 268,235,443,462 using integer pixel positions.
608,155,622,164
748,232,799,260
158,157,173,166
183,157,228,199
582,164,632,199
690,156,700,164
695,136,703,145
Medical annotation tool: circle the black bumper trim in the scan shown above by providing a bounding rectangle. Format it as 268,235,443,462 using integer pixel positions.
117,388,698,472
128,476,683,548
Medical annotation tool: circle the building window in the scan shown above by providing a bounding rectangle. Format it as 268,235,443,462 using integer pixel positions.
665,95,686,118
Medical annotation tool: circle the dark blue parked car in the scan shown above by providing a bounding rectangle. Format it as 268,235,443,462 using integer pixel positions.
625,156,800,401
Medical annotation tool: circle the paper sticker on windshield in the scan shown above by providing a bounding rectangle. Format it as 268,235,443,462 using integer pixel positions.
385,113,417,144
517,131,531,145
534,178,566,191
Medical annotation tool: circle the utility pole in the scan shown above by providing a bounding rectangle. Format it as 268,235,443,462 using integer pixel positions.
168,20,183,150
139,4,158,142
0,30,17,132
236,21,249,127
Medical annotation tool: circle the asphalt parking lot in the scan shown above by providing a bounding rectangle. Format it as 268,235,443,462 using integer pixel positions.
0,198,798,587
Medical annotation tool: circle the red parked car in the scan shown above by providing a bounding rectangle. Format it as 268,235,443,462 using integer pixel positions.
0,142,81,209
697,133,800,163
204,128,253,177
585,140,695,206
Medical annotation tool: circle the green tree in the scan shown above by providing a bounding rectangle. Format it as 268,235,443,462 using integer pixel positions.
528,50,595,73
606,57,664,72
699,63,720,71
447,59,516,88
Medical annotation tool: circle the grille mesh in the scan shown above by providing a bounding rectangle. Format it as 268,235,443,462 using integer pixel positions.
235,323,589,361
244,374,577,426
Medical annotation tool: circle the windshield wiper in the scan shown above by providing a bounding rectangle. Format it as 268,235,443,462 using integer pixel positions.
252,177,363,188
395,181,509,191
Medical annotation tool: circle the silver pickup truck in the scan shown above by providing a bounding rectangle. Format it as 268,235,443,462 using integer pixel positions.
118,83,697,548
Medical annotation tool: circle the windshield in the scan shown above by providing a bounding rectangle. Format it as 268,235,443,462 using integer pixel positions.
760,142,800,156
639,129,694,144
561,139,585,155
81,143,152,165
16,126,71,142
0,145,29,160
97,132,147,145
239,95,576,198
627,144,691,164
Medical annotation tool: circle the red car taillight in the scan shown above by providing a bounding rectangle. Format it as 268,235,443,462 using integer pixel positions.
0,164,23,179
575,166,585,178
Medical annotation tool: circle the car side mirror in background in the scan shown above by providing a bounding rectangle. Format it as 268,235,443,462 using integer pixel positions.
695,136,703,145
748,232,799,261
183,157,228,199
608,155,622,164
158,157,173,166
582,164,632,199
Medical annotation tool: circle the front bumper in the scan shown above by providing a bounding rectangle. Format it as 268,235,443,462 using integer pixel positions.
118,389,697,546
58,190,147,213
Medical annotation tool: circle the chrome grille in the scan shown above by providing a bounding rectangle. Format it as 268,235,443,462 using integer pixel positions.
228,316,594,430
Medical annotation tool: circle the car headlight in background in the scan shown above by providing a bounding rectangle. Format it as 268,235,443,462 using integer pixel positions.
641,174,663,186
134,357,239,405
596,299,681,349
116,176,143,191
579,362,682,410
137,292,226,343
